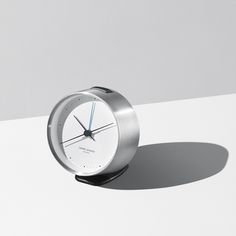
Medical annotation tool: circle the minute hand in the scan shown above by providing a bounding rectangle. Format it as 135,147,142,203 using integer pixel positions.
61,133,84,144
91,123,114,133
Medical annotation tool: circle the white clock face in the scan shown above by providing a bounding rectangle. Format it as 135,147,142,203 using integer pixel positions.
60,99,119,175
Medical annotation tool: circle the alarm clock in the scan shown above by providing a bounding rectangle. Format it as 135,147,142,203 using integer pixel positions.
47,86,140,185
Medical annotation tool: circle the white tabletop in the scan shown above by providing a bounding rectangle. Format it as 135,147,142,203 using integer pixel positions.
0,94,235,236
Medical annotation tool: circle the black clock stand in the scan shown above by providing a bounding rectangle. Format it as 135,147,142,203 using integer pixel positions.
75,165,128,186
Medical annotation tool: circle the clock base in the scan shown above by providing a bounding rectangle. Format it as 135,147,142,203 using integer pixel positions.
75,165,128,186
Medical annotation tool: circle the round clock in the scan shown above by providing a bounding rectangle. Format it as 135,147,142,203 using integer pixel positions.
47,86,140,185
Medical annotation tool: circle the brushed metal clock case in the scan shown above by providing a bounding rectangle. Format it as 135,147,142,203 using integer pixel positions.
78,87,140,175
47,86,140,177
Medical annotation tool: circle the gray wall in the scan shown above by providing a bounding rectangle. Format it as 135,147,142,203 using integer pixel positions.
0,0,236,120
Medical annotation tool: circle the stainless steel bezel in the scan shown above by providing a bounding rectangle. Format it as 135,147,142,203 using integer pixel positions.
47,87,140,176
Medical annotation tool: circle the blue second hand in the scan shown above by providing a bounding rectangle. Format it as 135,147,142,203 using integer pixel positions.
88,102,95,131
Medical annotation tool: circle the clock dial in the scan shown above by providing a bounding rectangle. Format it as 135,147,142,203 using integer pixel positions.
61,100,118,175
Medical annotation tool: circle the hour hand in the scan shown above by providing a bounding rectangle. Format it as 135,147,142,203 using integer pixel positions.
73,115,87,131
89,134,95,141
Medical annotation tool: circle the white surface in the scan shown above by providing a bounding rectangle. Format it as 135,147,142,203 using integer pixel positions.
0,94,235,235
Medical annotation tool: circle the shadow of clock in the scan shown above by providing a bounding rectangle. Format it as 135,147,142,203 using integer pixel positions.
102,142,229,190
